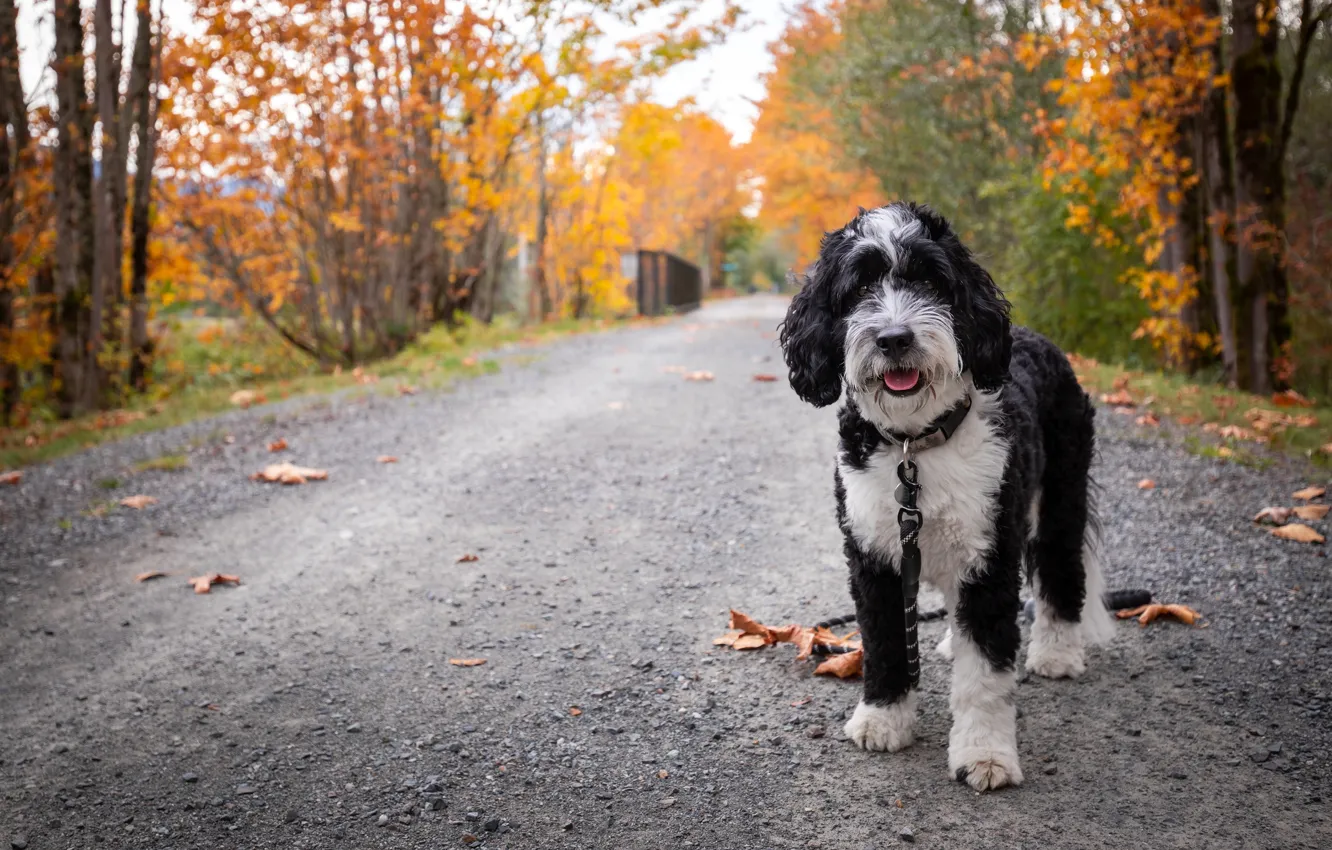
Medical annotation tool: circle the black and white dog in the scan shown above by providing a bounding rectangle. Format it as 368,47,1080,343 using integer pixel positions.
779,202,1114,791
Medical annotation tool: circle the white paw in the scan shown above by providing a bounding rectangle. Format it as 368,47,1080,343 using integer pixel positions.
843,697,916,752
1025,643,1086,679
936,628,954,660
948,744,1024,791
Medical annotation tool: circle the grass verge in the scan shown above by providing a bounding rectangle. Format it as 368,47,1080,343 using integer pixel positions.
1069,354,1332,468
2,314,647,470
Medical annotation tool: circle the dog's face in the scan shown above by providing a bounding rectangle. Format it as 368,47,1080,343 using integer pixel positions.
779,203,1011,427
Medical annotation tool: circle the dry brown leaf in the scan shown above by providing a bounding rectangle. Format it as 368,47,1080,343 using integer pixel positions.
1293,504,1330,521
712,630,742,647
397,384,418,396
1100,389,1135,406
457,553,480,563
135,571,168,582
1272,389,1314,408
268,438,288,452
1176,414,1200,426
230,389,258,408
752,374,779,382
732,633,770,650
683,370,715,382
1253,506,1294,525
462,356,478,367
1135,413,1160,427
188,573,241,594
1117,603,1201,626
569,706,582,716
1137,479,1156,490
377,455,399,464
251,462,329,485
1112,375,1131,391
1292,486,1326,501
1270,523,1325,544
1,470,22,486
814,648,863,678
1217,424,1254,440
351,366,378,385
448,658,487,667
729,609,770,638
119,495,158,510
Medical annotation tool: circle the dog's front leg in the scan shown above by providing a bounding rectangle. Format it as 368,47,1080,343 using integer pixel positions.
842,545,916,752
948,536,1024,791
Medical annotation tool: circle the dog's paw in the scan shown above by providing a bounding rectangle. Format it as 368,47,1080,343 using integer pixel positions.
949,746,1024,791
936,627,954,660
843,698,915,752
1026,618,1086,679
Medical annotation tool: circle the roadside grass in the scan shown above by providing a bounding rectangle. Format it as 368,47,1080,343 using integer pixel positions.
2,313,645,470
1069,354,1332,469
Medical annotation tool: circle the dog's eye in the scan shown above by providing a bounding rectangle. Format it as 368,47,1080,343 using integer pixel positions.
856,284,874,298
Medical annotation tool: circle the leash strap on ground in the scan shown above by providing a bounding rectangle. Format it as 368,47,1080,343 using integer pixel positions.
896,451,923,689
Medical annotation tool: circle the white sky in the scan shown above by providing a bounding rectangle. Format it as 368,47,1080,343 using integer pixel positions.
15,0,790,143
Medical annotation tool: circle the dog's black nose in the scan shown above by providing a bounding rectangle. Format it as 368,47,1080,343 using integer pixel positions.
876,327,915,357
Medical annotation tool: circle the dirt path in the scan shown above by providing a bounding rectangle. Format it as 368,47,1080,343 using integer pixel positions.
2,296,1329,849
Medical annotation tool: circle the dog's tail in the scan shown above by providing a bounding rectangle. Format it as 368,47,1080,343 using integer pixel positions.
1081,477,1117,646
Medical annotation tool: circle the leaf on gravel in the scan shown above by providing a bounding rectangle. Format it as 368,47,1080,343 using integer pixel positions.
119,495,158,509
717,611,863,676
456,553,479,563
376,455,398,464
268,438,288,452
1292,486,1326,501
712,630,743,646
0,470,21,486
729,609,771,638
1135,412,1160,427
230,389,260,408
1217,424,1255,440
732,633,770,650
188,573,241,594
1253,506,1293,525
397,384,418,396
462,356,478,367
752,374,779,382
1270,523,1325,544
251,462,329,485
1293,504,1330,521
569,706,582,716
1272,389,1314,408
448,658,487,667
814,648,863,678
1099,389,1135,406
1137,478,1156,490
135,571,168,582
1116,603,1201,626
683,370,715,382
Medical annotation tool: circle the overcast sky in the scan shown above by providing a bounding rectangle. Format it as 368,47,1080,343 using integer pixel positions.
15,0,791,143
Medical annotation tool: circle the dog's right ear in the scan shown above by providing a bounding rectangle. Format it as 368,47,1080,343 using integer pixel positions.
779,259,844,408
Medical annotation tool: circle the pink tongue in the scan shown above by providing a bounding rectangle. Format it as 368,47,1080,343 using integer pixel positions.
884,369,920,391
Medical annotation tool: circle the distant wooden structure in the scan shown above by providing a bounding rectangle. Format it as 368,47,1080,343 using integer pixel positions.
627,250,702,316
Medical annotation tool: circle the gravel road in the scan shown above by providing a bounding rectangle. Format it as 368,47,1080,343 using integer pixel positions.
2,295,1330,849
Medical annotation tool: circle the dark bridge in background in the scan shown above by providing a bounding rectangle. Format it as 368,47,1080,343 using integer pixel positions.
632,250,701,316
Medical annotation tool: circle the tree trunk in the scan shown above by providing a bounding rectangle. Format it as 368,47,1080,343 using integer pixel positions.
1230,0,1285,393
127,0,157,391
53,0,97,417
532,110,552,321
1,0,27,423
1200,0,1239,387
90,0,124,408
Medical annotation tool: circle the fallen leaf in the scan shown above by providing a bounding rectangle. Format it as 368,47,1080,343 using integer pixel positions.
1137,479,1156,490
0,470,21,486
1176,414,1200,426
569,707,582,716
1293,504,1330,521
1135,412,1160,427
1216,446,1234,458
1271,523,1325,544
462,356,478,367
1253,506,1293,525
752,374,779,382
790,698,811,707
683,370,715,382
1100,389,1135,406
351,366,378,385
397,384,418,395
119,495,158,509
1272,389,1314,408
251,462,329,485
814,648,863,678
1318,442,1332,456
1116,603,1201,626
729,609,771,638
135,571,168,582
732,633,770,650
376,455,398,464
1293,486,1326,501
1217,424,1254,440
268,438,288,452
188,573,241,594
230,389,258,408
712,630,743,647
457,553,480,563
448,658,487,667
657,769,669,779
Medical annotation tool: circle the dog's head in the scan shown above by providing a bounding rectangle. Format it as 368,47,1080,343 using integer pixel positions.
779,202,1011,427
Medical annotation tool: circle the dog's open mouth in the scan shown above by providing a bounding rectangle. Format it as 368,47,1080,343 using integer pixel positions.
883,368,923,396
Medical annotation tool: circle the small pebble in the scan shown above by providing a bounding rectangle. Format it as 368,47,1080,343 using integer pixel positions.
484,818,501,832
1042,764,1058,775
235,784,257,795
805,726,826,739
346,723,362,733
182,773,199,783
376,814,389,827
12,839,29,850
660,797,676,808
899,826,915,843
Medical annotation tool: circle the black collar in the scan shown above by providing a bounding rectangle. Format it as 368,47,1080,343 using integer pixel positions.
878,393,972,452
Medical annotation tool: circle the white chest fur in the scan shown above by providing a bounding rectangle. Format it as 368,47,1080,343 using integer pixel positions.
838,404,1009,591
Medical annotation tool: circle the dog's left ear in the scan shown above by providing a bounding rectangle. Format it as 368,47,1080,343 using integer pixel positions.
952,253,1012,393
779,260,844,407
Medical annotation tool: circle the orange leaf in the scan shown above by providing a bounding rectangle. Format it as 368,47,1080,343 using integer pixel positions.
683,371,715,382
752,374,779,382
814,648,863,678
1137,479,1156,490
1253,506,1293,525
230,389,259,408
119,495,158,509
397,384,418,396
1272,389,1314,408
268,438,288,452
0,470,21,486
457,553,479,563
1100,390,1134,406
187,573,241,594
569,706,583,716
377,455,398,464
728,609,770,638
1271,523,1325,544
712,630,742,646
1292,486,1326,501
134,571,168,582
1293,504,1329,521
1135,413,1160,427
732,633,770,650
449,658,487,667
251,462,328,485
462,356,478,367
